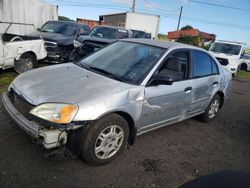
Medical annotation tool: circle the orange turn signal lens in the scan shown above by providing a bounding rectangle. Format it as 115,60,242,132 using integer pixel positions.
52,105,78,124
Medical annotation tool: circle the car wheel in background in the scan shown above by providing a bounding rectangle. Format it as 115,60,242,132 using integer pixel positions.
81,113,129,165
240,63,247,71
200,94,221,122
14,53,38,74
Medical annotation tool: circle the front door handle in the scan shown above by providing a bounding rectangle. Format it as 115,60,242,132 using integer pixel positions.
184,87,192,93
213,81,219,86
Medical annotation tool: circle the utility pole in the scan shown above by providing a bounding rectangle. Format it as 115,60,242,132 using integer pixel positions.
177,6,183,31
132,0,136,12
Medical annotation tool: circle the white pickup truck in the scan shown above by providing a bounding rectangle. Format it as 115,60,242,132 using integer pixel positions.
0,22,47,73
209,40,245,76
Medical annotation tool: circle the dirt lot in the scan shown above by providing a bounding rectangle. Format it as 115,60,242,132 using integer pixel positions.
0,69,250,188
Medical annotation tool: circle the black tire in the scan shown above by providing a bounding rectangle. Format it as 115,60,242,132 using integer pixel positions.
199,94,221,122
14,53,38,74
241,63,247,71
81,113,129,165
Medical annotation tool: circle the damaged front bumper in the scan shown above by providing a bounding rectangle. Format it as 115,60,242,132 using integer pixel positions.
2,92,68,149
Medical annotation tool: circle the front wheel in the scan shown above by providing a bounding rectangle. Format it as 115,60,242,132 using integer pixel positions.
81,114,129,165
200,94,221,122
14,53,38,74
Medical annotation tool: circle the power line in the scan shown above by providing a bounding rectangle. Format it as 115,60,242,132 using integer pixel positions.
48,0,131,9
46,0,250,30
189,0,250,12
143,0,179,12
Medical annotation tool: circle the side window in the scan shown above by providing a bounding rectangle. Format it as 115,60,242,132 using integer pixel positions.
193,51,213,77
158,51,189,81
211,58,219,74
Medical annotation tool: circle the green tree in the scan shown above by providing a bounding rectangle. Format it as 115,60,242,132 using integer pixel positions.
58,16,71,21
180,25,193,30
177,35,204,47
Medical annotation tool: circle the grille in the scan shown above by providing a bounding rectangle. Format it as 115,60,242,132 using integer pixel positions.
44,41,57,52
80,41,107,56
216,57,229,66
9,90,34,120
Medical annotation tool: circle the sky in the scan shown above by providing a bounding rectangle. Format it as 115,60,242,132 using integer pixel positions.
46,0,250,46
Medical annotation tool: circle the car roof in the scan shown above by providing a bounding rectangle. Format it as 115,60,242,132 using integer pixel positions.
46,20,89,26
120,38,202,50
93,25,129,31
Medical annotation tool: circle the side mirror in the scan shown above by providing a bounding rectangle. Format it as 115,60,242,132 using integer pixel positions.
37,28,41,31
149,74,174,86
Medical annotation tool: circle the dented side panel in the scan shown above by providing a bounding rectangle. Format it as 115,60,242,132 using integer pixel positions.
73,86,145,124
139,80,193,132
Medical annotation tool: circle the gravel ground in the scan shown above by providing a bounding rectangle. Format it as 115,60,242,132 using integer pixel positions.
0,78,249,188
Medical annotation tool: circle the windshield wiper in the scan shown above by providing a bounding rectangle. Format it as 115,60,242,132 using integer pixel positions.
88,66,125,82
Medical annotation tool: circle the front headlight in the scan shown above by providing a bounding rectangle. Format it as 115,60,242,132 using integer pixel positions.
30,103,78,124
73,40,81,48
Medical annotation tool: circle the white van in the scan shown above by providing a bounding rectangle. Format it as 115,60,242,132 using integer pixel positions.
209,40,245,76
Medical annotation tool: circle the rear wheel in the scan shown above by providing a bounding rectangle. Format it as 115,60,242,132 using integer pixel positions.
200,94,221,122
81,114,129,165
14,53,38,74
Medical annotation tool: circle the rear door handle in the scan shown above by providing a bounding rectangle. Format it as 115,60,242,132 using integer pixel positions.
184,86,192,93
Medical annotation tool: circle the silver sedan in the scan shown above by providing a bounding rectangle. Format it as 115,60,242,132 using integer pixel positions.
2,39,232,165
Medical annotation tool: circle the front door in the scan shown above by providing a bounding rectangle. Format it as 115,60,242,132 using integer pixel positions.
139,50,192,133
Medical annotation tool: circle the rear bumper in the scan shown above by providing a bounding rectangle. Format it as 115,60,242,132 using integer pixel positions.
2,92,67,149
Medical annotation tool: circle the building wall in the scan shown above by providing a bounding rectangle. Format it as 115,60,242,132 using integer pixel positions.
125,12,160,38
168,29,215,42
77,18,110,29
101,13,126,27
0,0,58,31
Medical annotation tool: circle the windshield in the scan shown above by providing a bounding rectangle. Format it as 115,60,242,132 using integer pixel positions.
40,22,78,36
89,27,129,39
80,41,165,85
210,42,242,55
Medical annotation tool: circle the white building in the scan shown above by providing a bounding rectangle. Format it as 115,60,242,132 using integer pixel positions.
0,0,58,29
99,12,160,38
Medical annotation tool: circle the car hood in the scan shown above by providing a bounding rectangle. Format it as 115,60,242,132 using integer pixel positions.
77,35,116,44
10,63,137,106
30,32,76,46
209,51,239,60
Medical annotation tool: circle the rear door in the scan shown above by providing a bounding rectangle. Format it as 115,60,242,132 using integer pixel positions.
188,50,220,115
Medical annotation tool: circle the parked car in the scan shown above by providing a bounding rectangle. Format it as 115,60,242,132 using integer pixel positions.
0,21,47,73
2,39,232,165
209,40,245,76
240,54,250,71
68,26,132,62
130,29,151,39
32,20,90,63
